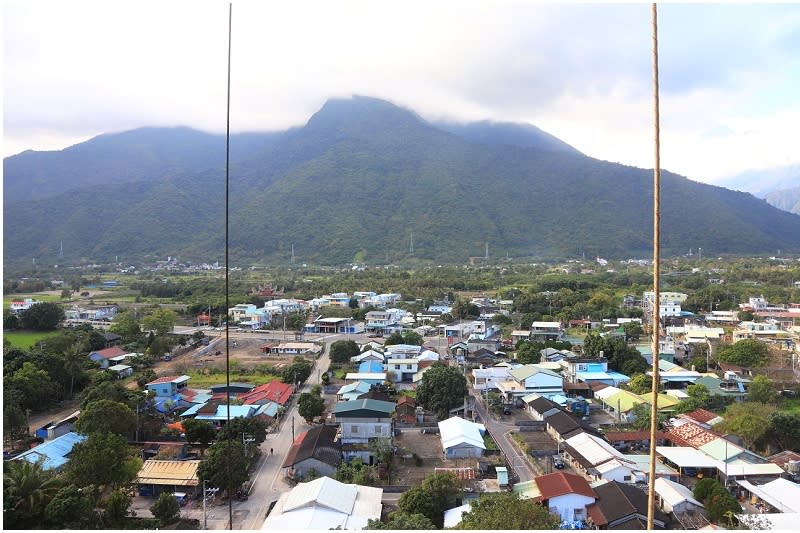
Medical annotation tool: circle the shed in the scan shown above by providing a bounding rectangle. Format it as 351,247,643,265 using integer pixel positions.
13,432,86,470
654,477,704,514
136,459,201,497
108,364,133,379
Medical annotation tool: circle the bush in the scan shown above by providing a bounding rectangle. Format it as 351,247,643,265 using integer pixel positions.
150,492,180,526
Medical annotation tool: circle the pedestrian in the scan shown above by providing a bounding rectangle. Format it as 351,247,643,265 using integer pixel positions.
270,448,273,455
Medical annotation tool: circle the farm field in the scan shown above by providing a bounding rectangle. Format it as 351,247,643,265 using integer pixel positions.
3,330,60,349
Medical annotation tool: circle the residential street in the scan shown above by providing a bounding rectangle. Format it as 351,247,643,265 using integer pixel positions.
468,388,539,483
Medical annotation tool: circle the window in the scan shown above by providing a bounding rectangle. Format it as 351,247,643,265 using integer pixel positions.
351,425,359,434
623,475,632,481
374,425,383,434
573,509,584,520
406,364,413,370
395,364,400,370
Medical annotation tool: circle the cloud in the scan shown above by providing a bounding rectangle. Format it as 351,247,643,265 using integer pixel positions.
3,0,799,184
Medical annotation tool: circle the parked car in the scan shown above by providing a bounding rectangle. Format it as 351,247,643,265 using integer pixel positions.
551,455,565,469
503,406,512,415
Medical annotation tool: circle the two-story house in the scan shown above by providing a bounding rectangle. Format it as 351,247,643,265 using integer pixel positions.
530,321,565,342
384,358,418,383
145,375,190,397
496,365,564,403
331,399,396,464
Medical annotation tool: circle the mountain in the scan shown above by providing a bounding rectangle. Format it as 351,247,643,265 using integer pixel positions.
764,186,800,215
4,96,800,267
431,120,581,154
714,164,800,197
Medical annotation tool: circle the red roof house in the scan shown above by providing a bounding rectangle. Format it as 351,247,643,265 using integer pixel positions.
239,380,293,406
88,346,128,369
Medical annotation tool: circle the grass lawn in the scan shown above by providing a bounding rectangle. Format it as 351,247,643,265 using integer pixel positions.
779,398,800,415
3,330,61,349
3,293,61,308
182,370,282,389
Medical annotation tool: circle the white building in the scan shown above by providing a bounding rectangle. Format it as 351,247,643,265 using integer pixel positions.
438,417,486,459
261,476,382,530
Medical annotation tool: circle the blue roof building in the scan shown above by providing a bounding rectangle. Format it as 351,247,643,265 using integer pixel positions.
13,432,86,470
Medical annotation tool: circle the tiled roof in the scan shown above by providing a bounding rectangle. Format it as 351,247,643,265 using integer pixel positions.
603,431,666,442
534,472,596,501
768,450,800,469
282,425,341,469
666,421,720,448
147,375,186,385
91,346,127,359
592,481,667,528
680,408,719,424
240,380,293,405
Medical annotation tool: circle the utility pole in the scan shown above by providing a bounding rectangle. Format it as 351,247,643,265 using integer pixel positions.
203,479,207,530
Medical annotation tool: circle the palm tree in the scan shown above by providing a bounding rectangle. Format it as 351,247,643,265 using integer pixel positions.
63,340,88,398
3,460,64,528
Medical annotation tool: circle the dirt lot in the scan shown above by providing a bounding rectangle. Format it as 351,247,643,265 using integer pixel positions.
153,335,301,377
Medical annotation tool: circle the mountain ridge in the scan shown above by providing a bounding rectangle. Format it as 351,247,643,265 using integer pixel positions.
4,96,800,267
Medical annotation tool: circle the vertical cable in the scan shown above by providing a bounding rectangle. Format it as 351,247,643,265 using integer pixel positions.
647,3,661,530
225,2,233,529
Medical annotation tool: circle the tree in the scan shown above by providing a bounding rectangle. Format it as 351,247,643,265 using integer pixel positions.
455,492,561,530
18,302,65,330
4,313,20,330
197,440,249,497
515,340,540,364
74,400,137,437
746,375,779,404
3,460,64,529
109,311,141,341
60,288,73,300
401,330,424,346
705,484,742,523
282,356,312,384
415,363,467,420
217,416,269,444
3,401,28,440
298,391,325,423
398,471,461,528
183,418,217,452
765,411,800,452
622,321,644,341
141,308,178,336
383,331,405,346
693,478,719,502
7,361,57,410
626,373,652,395
716,402,777,449
715,339,770,367
687,383,711,405
104,488,133,525
365,511,436,530
486,391,504,417
628,402,668,432
150,491,181,526
45,484,100,529
65,432,141,489
330,340,360,364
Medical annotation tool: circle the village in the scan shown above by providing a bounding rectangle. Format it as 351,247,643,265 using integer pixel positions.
6,280,800,530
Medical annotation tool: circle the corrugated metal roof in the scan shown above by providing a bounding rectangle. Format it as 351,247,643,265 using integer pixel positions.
654,477,703,508
136,460,200,486
438,416,485,451
283,476,357,514
14,432,86,470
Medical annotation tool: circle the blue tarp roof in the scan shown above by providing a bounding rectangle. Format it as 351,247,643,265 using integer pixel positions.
358,360,385,373
14,432,86,470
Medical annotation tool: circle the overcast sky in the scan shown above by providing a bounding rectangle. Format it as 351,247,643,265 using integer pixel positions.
4,0,800,185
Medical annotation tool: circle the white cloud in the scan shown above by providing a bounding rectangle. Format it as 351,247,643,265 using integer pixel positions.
3,0,800,184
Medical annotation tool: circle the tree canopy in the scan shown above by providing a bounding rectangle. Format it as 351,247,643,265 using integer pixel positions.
65,432,141,489
366,511,436,530
330,339,360,364
415,363,467,419
455,492,561,530
715,339,770,367
298,391,326,423
74,399,137,437
397,472,461,528
18,302,65,330
197,440,249,496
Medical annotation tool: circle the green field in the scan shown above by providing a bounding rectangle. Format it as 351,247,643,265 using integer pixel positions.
3,330,61,349
3,293,61,308
181,370,282,389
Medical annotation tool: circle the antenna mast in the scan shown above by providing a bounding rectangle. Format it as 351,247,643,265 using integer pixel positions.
410,232,414,254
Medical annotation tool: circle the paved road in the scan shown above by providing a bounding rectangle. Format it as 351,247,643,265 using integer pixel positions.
468,389,538,483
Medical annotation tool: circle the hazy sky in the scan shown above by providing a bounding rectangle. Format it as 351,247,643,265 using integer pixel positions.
4,0,800,185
